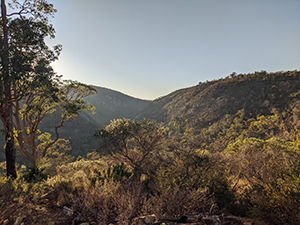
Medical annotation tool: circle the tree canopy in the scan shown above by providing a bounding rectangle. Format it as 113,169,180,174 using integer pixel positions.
0,0,96,177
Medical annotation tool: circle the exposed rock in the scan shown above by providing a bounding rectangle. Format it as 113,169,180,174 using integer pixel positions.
131,217,146,225
132,214,157,225
201,215,221,225
63,206,74,216
143,214,157,224
3,219,9,225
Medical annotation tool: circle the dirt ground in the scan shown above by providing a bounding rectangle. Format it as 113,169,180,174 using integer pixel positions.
0,193,76,225
0,194,267,225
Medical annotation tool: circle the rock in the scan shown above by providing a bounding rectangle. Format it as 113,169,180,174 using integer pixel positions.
201,215,222,225
132,215,154,225
221,215,244,225
14,217,23,225
79,223,89,225
185,216,198,223
131,215,157,225
143,214,157,224
47,221,55,225
63,206,74,216
135,217,146,225
3,219,9,225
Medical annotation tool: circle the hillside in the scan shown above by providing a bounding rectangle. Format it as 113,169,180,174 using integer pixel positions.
2,70,300,225
136,70,300,126
0,86,150,163
83,86,151,127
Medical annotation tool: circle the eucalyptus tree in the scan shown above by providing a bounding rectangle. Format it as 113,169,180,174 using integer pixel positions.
0,0,60,178
14,80,96,166
96,119,169,179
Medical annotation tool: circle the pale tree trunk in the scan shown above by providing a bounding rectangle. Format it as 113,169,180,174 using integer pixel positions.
1,0,17,179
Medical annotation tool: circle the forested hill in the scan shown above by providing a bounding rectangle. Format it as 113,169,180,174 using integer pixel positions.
135,70,300,126
2,71,300,161
83,86,151,127
35,86,151,158
0,86,150,162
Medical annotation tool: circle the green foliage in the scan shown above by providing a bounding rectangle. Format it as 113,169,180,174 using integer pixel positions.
22,165,47,182
138,70,300,127
12,79,96,166
224,117,300,223
103,163,132,182
96,119,169,179
2,70,300,224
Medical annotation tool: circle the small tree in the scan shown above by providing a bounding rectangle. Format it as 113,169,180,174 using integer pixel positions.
96,119,169,178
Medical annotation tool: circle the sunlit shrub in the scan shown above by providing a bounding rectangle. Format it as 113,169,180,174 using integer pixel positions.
142,189,215,218
22,165,48,182
226,135,300,224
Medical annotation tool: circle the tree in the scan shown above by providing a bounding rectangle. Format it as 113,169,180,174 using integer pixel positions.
14,80,96,166
96,119,169,178
225,136,300,223
0,0,60,178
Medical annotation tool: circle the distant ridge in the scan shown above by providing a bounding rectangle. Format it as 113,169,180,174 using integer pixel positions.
135,70,300,127
83,86,151,127
0,86,151,162
40,86,151,158
2,70,300,162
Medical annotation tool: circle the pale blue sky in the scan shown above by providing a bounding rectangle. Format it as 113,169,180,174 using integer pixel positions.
47,0,300,100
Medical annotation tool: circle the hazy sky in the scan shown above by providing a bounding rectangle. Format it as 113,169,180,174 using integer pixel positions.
46,0,300,100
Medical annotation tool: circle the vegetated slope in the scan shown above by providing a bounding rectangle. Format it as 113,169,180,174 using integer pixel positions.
0,86,150,163
38,112,99,158
136,70,300,126
36,86,151,158
83,86,151,127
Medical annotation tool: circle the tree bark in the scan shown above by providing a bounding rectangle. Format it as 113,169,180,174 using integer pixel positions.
1,0,17,179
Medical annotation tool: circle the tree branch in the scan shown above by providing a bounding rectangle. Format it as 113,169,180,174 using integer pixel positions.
41,114,67,157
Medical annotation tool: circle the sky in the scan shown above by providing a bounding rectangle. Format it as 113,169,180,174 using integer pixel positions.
46,0,300,100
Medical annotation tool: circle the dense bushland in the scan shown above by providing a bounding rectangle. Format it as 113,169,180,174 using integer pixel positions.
1,111,300,224
1,71,300,225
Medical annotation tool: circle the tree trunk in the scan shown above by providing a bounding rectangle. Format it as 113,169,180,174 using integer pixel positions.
1,0,17,179
4,107,17,178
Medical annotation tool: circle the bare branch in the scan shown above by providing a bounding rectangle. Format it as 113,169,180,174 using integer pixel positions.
7,9,29,17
